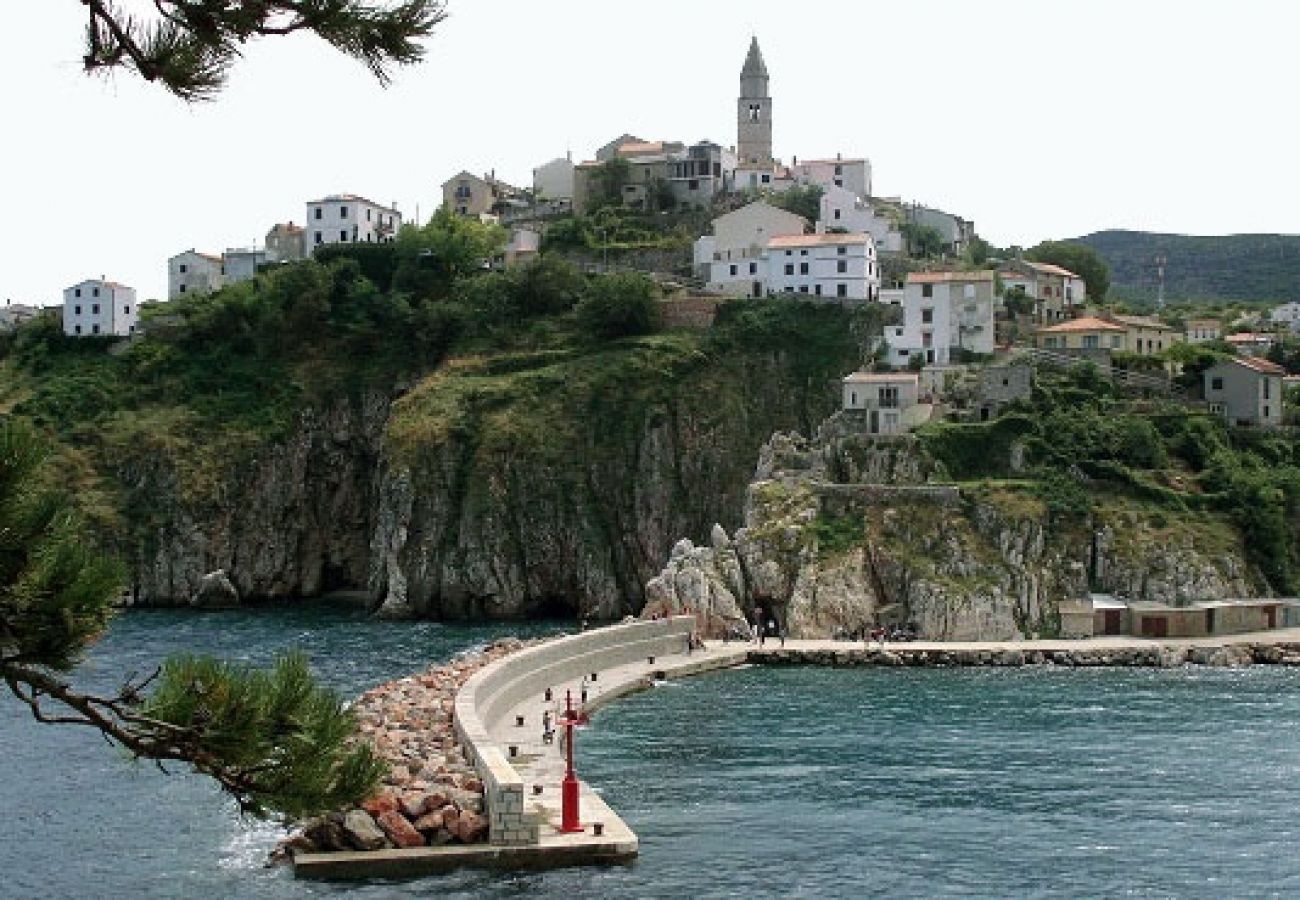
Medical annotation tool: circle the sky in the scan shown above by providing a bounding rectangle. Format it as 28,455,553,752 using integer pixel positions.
2,0,1297,304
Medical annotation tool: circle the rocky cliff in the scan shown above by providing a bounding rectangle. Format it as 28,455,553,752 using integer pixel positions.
643,415,1264,640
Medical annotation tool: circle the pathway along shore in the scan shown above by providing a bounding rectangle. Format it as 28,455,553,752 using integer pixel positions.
293,623,1300,879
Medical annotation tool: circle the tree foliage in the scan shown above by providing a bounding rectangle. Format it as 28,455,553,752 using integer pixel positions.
574,273,661,340
1027,240,1111,302
78,0,447,101
770,185,822,223
0,418,384,819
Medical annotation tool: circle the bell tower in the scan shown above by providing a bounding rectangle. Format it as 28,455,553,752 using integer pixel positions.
737,37,772,165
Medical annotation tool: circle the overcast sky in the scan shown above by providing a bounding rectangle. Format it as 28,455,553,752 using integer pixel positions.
3,0,1296,303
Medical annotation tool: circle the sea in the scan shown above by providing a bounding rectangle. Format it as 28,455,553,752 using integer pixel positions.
4,602,1300,899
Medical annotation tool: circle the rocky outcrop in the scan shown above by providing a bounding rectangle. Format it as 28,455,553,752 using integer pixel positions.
643,415,1264,640
189,569,239,608
117,391,390,605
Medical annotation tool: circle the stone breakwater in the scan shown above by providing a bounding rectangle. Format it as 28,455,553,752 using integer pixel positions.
754,642,1300,668
280,638,534,859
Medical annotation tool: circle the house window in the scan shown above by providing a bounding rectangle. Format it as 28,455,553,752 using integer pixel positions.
179,264,187,274
749,263,757,274
1211,377,1224,391
922,284,933,298
340,205,349,218
1044,336,1058,349
922,331,932,347
314,207,322,219
922,309,933,324
837,246,847,256
75,288,82,298
761,174,770,184
179,285,186,294
92,324,100,334
837,260,847,274
834,179,843,188
815,285,822,296
800,250,808,256
730,264,738,276
74,325,81,335
834,209,842,220
92,304,100,314
340,230,348,242
799,285,809,293
964,284,976,299
93,287,100,297
837,284,848,298
123,306,130,315
689,179,699,190
314,231,323,244
834,164,843,176
1265,405,1271,418
879,386,899,408
785,264,794,276
800,263,809,275
74,305,81,314
1111,336,1121,348
367,209,372,221
1264,379,1272,399
1083,335,1099,349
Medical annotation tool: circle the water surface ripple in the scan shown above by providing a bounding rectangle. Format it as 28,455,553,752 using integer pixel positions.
4,606,1299,898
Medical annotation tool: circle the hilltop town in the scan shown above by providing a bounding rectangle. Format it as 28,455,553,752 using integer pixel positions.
4,38,1300,646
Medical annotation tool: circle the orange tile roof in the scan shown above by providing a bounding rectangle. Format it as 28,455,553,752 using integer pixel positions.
907,270,995,284
1025,261,1081,279
767,233,870,248
1111,314,1173,330
843,371,919,383
1037,316,1127,334
1236,356,1286,375
1226,332,1273,343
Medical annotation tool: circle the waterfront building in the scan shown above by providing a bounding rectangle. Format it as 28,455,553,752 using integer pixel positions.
62,278,137,336
306,194,401,250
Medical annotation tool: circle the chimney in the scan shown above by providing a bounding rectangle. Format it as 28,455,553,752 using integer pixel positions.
837,151,842,161
792,154,797,165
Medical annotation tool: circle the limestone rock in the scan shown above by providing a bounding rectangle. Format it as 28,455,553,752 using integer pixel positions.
376,810,425,848
190,569,239,608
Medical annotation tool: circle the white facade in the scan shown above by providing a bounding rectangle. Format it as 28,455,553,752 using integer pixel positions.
886,272,996,366
306,194,402,251
1186,318,1223,343
223,248,270,284
168,250,224,299
793,157,871,199
532,155,575,201
841,372,925,435
763,232,879,301
63,279,137,337
1270,302,1300,331
695,200,807,293
816,185,904,253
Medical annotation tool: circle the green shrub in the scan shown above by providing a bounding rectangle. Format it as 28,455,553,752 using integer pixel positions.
574,273,661,340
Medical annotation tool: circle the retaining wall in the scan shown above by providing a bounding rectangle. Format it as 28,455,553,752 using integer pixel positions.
453,617,696,846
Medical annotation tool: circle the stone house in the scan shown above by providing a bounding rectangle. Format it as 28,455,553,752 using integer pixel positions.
1270,301,1300,332
167,250,224,299
1203,356,1286,427
999,260,1086,323
1034,316,1127,354
265,222,306,262
1062,596,1296,639
0,302,41,332
1185,317,1222,343
306,194,401,250
904,204,976,257
532,154,575,202
816,184,904,253
63,278,137,337
791,154,871,199
1109,314,1181,355
222,247,270,284
841,372,925,435
441,171,521,218
974,364,1033,420
885,271,996,366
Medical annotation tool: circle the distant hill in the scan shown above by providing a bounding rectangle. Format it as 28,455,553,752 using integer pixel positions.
1072,230,1300,304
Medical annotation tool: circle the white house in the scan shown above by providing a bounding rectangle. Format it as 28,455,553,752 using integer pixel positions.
1270,302,1300,332
1186,317,1223,343
998,260,1087,322
694,200,807,294
63,278,137,337
841,372,928,435
222,248,270,284
816,184,904,253
762,232,879,301
532,154,575,202
168,250,224,299
306,195,402,251
885,271,996,366
792,155,871,199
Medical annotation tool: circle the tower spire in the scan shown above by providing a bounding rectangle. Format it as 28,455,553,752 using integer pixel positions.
737,37,773,165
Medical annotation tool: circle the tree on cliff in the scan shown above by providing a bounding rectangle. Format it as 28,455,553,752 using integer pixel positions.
0,418,384,819
75,0,446,101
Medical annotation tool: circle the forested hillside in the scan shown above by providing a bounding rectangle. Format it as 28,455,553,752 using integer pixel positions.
1074,230,1300,304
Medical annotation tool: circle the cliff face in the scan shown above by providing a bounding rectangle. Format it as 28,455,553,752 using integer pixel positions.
368,346,843,620
643,418,1264,640
120,391,390,605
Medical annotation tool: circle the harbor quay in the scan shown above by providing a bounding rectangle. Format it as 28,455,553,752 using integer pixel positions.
293,621,1300,879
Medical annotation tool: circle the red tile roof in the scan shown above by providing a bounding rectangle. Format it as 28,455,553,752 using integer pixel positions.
1037,316,1127,334
1236,356,1286,375
767,233,870,248
907,270,995,284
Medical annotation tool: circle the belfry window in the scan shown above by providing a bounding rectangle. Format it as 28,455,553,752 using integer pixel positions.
749,103,761,122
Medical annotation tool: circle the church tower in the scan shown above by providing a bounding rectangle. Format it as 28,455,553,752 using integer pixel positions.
737,37,772,165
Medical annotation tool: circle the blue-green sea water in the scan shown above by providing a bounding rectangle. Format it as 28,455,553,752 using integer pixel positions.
5,604,1300,898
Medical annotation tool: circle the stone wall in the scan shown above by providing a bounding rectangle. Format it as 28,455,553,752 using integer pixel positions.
453,617,696,845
